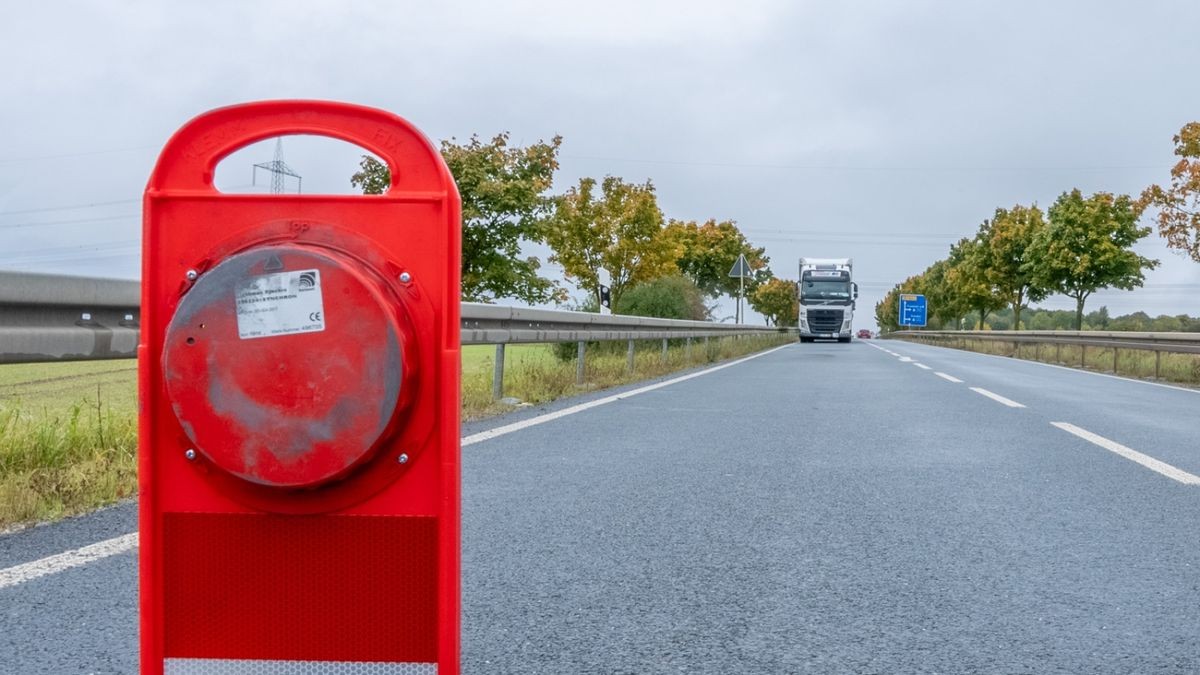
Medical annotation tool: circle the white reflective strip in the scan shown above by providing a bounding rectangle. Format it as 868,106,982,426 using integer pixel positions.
164,659,436,674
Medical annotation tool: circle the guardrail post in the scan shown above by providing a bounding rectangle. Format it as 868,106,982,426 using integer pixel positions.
1081,344,1086,368
1112,347,1119,374
576,341,586,385
1055,342,1061,364
626,339,635,374
685,337,692,362
492,343,506,401
703,336,710,361
1155,350,1162,380
661,338,668,364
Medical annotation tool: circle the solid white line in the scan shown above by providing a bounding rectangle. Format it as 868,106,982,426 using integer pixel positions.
0,532,137,591
0,344,793,590
462,344,791,446
1051,422,1200,485
969,387,1026,408
935,372,963,383
912,363,932,370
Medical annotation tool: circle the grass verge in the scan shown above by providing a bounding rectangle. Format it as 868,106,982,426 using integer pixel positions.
893,336,1200,387
0,333,791,528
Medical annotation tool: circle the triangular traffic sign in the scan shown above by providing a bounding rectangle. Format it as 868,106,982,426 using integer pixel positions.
728,254,751,278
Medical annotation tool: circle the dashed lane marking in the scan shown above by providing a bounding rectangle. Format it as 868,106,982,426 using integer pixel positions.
1052,422,1200,486
969,387,1026,408
912,363,932,370
935,372,963,383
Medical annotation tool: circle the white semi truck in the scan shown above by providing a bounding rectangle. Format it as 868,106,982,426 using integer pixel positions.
798,258,858,343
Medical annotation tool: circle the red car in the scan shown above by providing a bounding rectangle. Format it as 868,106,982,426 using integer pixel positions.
856,329,872,339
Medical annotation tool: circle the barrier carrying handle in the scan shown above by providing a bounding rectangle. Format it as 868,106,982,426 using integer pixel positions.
146,100,452,194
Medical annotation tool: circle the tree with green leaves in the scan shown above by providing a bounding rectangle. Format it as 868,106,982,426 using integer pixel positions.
350,132,564,303
545,176,677,308
1140,121,1200,262
1026,189,1160,330
984,204,1049,330
663,219,770,298
749,278,798,327
945,235,1004,329
874,286,901,333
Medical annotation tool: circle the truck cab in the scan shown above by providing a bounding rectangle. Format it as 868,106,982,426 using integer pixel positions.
798,258,858,343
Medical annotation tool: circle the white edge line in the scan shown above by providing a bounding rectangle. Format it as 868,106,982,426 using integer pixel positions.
969,386,1026,408
0,532,138,591
935,372,963,383
1051,422,1200,485
463,343,790,447
1,344,794,590
912,363,932,370
890,339,1200,396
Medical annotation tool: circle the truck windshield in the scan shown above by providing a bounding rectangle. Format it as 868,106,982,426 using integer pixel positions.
801,280,851,301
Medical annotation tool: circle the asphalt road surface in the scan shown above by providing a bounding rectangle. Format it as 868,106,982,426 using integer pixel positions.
3,340,1198,673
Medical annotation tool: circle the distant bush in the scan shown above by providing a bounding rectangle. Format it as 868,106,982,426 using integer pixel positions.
614,275,709,321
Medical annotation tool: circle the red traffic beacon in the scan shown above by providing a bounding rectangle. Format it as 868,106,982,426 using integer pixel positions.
139,101,461,675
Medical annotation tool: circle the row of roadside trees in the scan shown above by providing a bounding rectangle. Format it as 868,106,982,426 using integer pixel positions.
350,133,798,325
876,122,1200,332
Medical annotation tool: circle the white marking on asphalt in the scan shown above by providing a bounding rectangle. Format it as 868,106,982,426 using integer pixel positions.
1051,422,1200,486
0,532,137,591
0,344,794,590
912,363,932,370
969,387,1026,408
898,356,914,362
935,372,963,383
898,340,1200,396
463,344,791,446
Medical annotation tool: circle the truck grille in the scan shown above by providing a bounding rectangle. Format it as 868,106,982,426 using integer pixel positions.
808,308,843,333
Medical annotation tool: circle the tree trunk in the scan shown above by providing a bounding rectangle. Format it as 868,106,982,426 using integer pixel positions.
978,308,988,330
1013,290,1023,331
1074,295,1085,330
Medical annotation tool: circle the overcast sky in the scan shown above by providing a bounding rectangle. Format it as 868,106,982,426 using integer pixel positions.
2,0,1198,328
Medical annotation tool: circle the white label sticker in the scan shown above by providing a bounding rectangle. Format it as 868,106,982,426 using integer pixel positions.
235,269,326,340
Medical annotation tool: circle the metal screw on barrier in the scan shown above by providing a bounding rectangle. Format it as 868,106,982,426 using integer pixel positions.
397,453,409,464
185,269,198,281
184,449,197,461
399,272,412,284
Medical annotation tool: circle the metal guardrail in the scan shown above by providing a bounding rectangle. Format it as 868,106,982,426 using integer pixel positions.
1,272,793,397
461,302,791,398
886,329,1200,379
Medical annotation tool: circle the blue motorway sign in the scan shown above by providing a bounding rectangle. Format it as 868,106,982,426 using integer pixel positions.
898,294,927,327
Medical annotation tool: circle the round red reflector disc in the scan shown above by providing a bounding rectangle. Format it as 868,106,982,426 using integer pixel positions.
163,244,404,488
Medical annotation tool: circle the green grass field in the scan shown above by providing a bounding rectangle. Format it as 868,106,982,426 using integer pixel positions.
0,334,789,528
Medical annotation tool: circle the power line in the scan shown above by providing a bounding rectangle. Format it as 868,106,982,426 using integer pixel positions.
562,154,1170,173
0,199,137,217
0,214,138,230
0,145,156,165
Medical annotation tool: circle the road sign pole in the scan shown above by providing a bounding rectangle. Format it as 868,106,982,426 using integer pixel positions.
738,273,744,324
